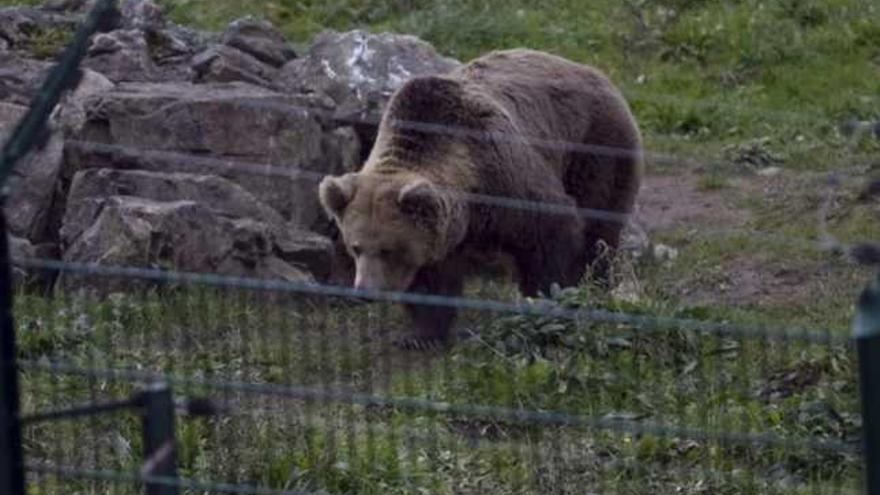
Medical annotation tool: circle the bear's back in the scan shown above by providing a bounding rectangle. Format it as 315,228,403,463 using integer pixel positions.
454,49,627,165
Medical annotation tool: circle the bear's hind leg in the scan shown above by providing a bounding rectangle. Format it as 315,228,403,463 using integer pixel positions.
514,220,586,298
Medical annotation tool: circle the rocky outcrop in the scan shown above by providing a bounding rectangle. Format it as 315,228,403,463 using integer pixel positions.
58,169,333,290
0,54,53,105
0,1,460,291
67,81,359,229
276,29,460,158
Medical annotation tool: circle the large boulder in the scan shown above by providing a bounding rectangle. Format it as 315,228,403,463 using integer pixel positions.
68,81,360,229
78,0,207,82
0,54,53,105
0,66,112,246
59,168,286,244
8,235,36,283
58,196,320,292
0,102,64,245
83,27,201,82
59,169,335,290
276,29,460,158
192,17,296,88
192,44,278,87
220,17,296,68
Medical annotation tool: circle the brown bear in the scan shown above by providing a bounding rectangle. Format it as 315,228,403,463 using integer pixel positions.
319,48,642,348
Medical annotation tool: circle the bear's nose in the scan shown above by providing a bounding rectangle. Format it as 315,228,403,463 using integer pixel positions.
352,277,378,303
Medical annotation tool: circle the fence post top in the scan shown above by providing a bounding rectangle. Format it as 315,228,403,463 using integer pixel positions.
854,272,880,338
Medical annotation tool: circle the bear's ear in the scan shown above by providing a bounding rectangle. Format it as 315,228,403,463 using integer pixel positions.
398,180,442,227
319,173,358,220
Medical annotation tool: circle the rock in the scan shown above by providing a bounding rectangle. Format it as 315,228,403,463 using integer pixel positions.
81,1,206,84
276,29,459,156
840,119,880,140
59,196,318,292
70,81,359,228
59,168,285,245
275,228,334,281
757,166,783,177
220,17,296,68
144,25,206,67
52,68,115,133
8,234,35,283
652,243,679,263
119,0,165,30
620,217,650,260
0,54,53,105
60,168,335,282
192,44,277,87
0,102,65,245
84,29,162,82
80,81,325,157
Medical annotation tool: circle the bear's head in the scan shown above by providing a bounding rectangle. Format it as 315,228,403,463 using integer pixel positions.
319,172,463,293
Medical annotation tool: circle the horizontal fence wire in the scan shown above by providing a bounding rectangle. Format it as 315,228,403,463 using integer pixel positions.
14,257,848,344
18,359,860,455
64,137,861,256
65,140,632,225
27,462,322,495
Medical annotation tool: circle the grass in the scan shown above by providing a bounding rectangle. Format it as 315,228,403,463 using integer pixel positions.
0,0,877,492
13,270,864,494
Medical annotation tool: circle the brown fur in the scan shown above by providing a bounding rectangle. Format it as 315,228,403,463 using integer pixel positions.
319,49,642,346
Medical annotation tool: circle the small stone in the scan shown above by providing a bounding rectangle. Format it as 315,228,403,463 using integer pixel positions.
652,243,679,262
757,166,782,177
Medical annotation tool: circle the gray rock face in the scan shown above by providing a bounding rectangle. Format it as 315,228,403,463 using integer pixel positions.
84,26,202,82
60,168,286,245
78,0,206,83
71,81,358,228
220,17,296,68
59,196,317,292
0,54,53,105
276,29,459,156
192,44,278,87
8,234,35,283
0,102,65,245
0,19,459,289
278,29,458,117
84,29,162,82
119,0,166,30
59,169,335,290
52,68,115,133
620,218,650,260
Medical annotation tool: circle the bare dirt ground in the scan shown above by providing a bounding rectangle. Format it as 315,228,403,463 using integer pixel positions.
633,170,849,309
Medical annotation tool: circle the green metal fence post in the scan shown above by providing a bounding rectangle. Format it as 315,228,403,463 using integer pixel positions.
140,382,179,495
854,272,880,495
0,205,26,495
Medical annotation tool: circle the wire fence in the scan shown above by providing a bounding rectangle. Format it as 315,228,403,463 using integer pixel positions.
1,1,878,494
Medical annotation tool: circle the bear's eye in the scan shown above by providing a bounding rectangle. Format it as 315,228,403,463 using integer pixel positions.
351,244,362,257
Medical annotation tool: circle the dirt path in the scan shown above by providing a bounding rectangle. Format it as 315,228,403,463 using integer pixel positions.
633,170,838,308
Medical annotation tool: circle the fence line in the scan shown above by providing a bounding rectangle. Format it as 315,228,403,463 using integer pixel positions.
14,257,847,344
64,138,866,253
18,360,859,455
82,94,679,166
26,462,321,495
